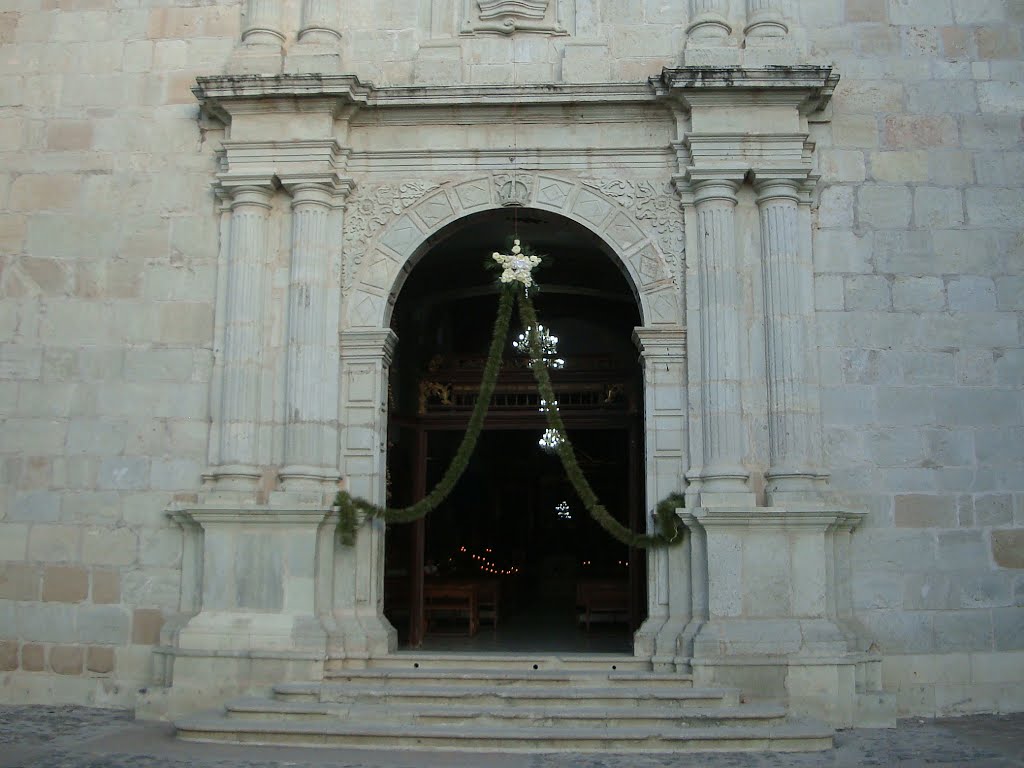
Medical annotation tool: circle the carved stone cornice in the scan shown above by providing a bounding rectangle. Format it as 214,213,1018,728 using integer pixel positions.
653,66,839,116
195,75,656,116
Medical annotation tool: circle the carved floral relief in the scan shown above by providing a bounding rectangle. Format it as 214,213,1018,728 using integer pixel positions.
581,178,685,277
342,181,439,289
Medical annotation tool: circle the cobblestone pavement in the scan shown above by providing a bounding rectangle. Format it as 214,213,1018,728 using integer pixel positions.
0,706,1022,768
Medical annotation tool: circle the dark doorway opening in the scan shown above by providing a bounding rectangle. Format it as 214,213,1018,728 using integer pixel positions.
383,209,645,652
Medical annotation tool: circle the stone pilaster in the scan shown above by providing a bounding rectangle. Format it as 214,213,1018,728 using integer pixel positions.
632,327,689,669
241,0,284,45
279,179,350,490
684,175,751,503
330,329,399,662
754,176,827,501
745,0,788,39
206,181,275,491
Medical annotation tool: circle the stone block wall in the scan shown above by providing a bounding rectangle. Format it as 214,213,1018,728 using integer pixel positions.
0,0,232,705
810,0,1024,716
0,0,1021,715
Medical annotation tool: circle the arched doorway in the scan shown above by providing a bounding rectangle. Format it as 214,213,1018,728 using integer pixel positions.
382,207,646,651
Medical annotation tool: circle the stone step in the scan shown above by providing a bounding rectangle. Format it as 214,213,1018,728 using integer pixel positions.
224,696,788,729
411,701,789,729
340,651,651,673
291,681,740,709
175,713,834,752
322,667,695,689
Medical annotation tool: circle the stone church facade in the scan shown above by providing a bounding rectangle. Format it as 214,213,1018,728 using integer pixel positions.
1,0,1022,728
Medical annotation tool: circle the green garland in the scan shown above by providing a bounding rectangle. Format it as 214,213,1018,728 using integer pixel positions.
517,290,684,548
333,280,685,549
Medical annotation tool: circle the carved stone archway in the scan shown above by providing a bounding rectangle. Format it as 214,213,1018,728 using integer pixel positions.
154,69,890,729
342,173,686,331
336,183,689,665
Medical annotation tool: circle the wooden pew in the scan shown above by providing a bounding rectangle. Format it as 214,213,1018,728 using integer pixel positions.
423,582,479,636
576,580,629,631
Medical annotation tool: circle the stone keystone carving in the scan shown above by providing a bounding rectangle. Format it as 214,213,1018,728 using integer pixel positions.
495,174,533,207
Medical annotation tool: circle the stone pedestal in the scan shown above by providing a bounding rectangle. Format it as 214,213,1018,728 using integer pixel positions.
142,502,333,717
680,506,893,727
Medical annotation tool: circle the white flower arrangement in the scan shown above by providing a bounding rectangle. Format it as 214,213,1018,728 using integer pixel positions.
492,239,541,287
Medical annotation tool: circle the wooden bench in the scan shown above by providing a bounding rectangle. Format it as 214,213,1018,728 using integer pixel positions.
475,580,499,629
576,580,629,631
423,583,479,636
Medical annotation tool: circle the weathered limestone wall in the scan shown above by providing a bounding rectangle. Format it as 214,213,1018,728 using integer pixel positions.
0,0,1022,716
809,0,1024,716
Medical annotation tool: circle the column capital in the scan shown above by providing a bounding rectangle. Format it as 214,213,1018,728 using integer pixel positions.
673,170,744,203
750,170,815,202
214,175,277,207
282,175,355,207
633,325,687,360
340,328,399,366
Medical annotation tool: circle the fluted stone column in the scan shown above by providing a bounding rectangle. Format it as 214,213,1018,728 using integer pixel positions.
242,0,284,45
687,0,731,38
209,183,275,489
690,178,750,498
755,178,823,498
745,0,788,38
299,0,341,43
280,181,347,489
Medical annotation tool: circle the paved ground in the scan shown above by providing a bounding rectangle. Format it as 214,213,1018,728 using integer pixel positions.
0,705,1021,767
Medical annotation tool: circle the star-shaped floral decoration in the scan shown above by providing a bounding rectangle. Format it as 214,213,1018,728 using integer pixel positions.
492,239,541,288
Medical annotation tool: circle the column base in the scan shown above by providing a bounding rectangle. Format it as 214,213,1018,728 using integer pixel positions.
325,611,397,667
744,14,788,39
175,610,327,654
202,465,264,493
691,642,894,728
139,646,326,720
278,465,341,493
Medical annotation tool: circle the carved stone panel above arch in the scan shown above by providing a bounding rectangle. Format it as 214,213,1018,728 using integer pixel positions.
346,173,688,329
343,172,686,329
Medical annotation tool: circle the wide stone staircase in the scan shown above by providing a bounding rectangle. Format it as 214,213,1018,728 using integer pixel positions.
173,653,834,753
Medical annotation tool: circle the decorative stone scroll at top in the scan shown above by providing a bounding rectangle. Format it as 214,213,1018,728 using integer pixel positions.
581,178,685,280
478,0,547,19
462,0,566,35
342,181,439,291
